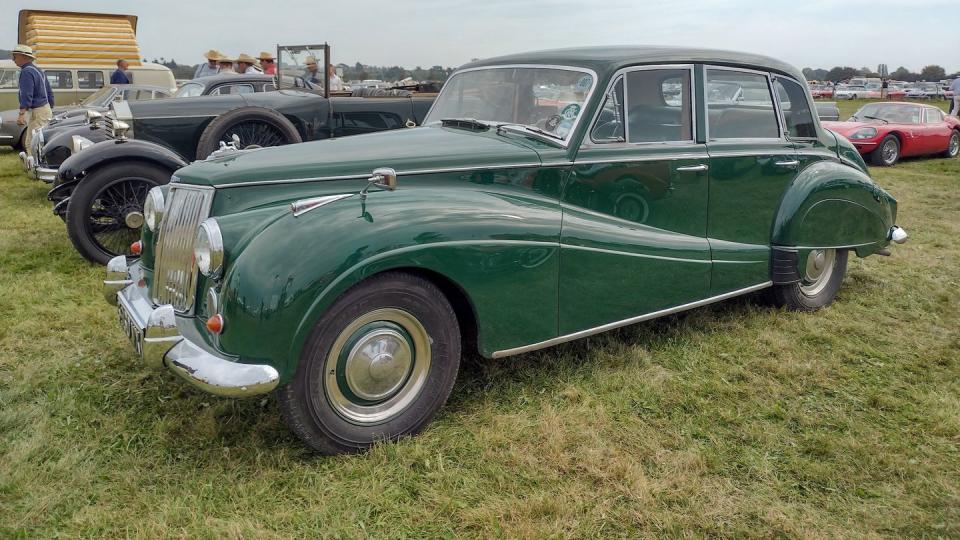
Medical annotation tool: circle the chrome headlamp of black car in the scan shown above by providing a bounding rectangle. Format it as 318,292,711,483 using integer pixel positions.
70,135,94,154
194,218,224,278
85,109,103,125
143,186,166,232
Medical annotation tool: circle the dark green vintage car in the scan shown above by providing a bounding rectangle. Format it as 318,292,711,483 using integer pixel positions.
103,46,907,454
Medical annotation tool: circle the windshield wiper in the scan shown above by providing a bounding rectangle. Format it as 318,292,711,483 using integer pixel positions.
496,124,565,147
862,115,889,124
440,118,492,132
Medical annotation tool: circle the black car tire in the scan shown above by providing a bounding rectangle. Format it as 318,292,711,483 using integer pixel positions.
66,162,170,265
869,134,900,166
770,249,848,312
941,130,960,158
278,272,462,454
196,107,302,159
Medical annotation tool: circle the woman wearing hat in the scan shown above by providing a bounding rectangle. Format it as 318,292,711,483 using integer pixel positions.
258,51,276,75
194,50,221,78
218,54,236,74
12,44,54,160
236,53,259,75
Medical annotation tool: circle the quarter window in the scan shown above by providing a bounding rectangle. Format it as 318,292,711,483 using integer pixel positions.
210,84,255,95
590,77,624,142
78,71,104,89
625,69,693,143
46,70,73,89
773,77,817,138
706,69,779,140
924,108,943,124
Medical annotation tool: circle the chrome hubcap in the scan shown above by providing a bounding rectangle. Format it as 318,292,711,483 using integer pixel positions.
882,140,898,164
949,134,959,156
124,211,144,229
800,249,836,296
324,308,431,425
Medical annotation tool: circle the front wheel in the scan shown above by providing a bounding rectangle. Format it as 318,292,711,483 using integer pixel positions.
770,248,848,311
278,272,462,454
941,130,960,158
65,162,171,265
869,134,900,166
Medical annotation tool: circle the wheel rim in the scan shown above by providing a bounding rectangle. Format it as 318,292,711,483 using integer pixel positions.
89,178,154,257
949,133,959,157
881,139,898,165
800,249,837,297
324,308,431,425
222,121,286,148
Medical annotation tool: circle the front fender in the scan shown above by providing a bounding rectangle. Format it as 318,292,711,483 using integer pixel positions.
772,160,897,256
57,138,188,184
42,124,111,168
213,174,564,384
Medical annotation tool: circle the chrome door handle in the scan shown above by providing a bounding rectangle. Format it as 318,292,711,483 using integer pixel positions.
775,160,800,167
676,164,708,172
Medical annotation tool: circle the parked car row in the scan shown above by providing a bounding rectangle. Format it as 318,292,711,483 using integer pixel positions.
811,79,956,101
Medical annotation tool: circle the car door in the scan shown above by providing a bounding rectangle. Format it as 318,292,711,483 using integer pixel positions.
921,107,951,155
559,65,711,335
704,66,799,295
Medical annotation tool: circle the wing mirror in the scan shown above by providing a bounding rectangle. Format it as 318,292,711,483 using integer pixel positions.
360,167,397,200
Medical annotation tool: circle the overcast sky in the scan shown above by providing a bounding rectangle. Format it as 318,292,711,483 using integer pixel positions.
4,0,958,73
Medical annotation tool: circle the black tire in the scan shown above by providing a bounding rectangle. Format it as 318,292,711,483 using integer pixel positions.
65,162,171,265
941,130,960,158
195,107,302,160
12,128,25,151
278,272,462,454
869,134,900,166
770,249,848,311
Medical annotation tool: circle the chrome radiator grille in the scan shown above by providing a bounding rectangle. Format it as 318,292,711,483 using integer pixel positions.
151,184,215,312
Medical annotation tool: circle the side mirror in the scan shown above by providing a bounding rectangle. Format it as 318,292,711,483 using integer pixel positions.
359,167,398,200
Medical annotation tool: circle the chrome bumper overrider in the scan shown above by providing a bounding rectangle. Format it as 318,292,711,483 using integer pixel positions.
35,166,57,182
104,256,280,398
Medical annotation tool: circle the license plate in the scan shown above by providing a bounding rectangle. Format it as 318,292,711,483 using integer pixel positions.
118,300,144,358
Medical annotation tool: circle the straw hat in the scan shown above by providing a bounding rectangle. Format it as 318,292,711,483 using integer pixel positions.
203,49,221,61
217,54,235,63
236,53,257,65
12,44,36,59
304,56,318,66
258,51,274,61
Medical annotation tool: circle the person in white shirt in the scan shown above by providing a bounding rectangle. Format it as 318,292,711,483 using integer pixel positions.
327,63,344,91
218,55,236,74
236,54,259,75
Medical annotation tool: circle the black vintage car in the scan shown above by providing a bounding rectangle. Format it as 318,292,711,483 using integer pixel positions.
52,44,437,265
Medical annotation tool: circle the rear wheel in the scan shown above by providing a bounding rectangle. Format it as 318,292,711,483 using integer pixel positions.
195,107,302,159
770,248,848,311
278,272,461,454
941,130,960,158
65,162,170,265
869,134,900,166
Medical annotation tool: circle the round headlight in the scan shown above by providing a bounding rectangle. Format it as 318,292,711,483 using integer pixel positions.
113,120,130,138
194,218,224,278
143,186,165,231
85,109,102,124
850,127,878,140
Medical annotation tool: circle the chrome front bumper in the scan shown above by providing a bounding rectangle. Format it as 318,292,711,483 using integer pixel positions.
17,151,57,182
104,256,280,398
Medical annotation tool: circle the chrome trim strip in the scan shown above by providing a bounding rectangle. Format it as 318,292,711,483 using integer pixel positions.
562,244,711,264
135,114,218,120
573,152,707,165
422,63,601,149
291,193,354,217
491,281,774,358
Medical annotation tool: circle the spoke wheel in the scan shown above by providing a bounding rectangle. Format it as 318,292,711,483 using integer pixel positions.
221,121,287,149
944,131,959,158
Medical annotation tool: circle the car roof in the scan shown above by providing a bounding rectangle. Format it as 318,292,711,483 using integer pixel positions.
107,83,172,92
461,45,805,82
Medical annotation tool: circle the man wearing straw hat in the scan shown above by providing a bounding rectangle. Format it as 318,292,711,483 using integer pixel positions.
218,54,236,74
258,51,276,75
236,53,259,75
11,44,54,160
194,50,221,78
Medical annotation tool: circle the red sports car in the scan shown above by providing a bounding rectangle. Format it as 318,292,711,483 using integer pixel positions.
822,102,960,166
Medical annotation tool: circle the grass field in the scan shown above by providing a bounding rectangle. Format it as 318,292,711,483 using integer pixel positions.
1,102,958,538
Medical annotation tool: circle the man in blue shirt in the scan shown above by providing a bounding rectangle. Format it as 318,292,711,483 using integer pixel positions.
12,44,54,160
110,59,130,84
950,77,960,116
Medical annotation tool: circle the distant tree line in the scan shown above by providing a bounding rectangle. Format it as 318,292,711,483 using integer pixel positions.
803,64,959,82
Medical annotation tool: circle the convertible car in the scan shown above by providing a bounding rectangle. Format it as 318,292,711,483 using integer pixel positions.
103,45,907,454
822,102,960,166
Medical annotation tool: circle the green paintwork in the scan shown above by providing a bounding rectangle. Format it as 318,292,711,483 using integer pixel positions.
137,47,900,386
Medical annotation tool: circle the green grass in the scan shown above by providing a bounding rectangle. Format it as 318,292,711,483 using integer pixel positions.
0,144,958,538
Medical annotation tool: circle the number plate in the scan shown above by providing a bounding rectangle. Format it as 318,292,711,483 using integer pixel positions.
118,299,144,359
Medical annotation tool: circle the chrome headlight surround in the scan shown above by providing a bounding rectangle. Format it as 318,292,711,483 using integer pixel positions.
194,218,224,279
143,186,165,231
85,109,103,126
850,127,878,140
70,135,94,154
112,120,130,140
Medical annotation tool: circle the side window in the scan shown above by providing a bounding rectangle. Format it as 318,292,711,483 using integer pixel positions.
78,71,104,89
924,108,943,124
773,77,817,138
210,84,255,95
0,69,20,88
590,77,624,142
625,68,693,143
342,112,402,129
46,70,73,89
706,69,779,140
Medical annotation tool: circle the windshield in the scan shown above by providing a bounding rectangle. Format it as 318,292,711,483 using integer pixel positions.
853,104,921,124
424,66,595,140
175,82,204,98
278,45,329,91
80,86,116,106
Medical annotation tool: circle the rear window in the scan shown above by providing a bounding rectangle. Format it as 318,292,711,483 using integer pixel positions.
706,69,780,140
773,77,817,138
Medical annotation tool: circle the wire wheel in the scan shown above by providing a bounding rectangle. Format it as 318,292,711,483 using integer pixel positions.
88,178,153,257
881,138,898,165
222,121,287,148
